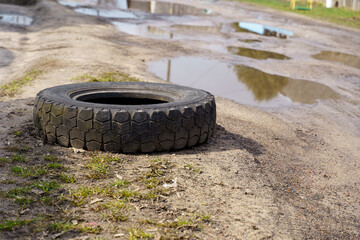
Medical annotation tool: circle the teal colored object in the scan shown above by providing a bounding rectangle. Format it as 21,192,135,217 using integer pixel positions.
295,6,311,10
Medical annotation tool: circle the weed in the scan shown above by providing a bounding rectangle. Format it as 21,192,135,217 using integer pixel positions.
196,214,211,222
102,200,129,210
13,130,21,137
0,70,42,97
184,163,203,174
6,186,34,205
32,181,60,193
143,177,163,189
12,153,27,162
129,228,154,240
111,179,129,188
3,145,30,153
11,165,47,178
77,223,102,234
58,173,77,183
102,210,128,222
49,221,74,232
0,179,17,184
0,219,28,231
74,72,141,83
0,157,11,164
68,185,99,206
46,162,64,170
44,155,59,162
142,188,169,200
40,196,53,204
117,189,139,200
87,162,108,179
86,154,113,179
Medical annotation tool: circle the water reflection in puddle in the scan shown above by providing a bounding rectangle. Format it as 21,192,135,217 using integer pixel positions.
173,24,221,34
75,7,138,18
112,21,172,38
149,57,338,107
0,14,33,25
227,46,290,60
312,51,360,69
59,0,210,17
228,22,293,38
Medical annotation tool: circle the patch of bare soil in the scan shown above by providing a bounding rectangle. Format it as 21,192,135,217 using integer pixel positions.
0,0,359,239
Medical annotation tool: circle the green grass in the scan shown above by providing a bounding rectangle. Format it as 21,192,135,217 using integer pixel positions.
32,181,60,193
58,173,77,183
46,162,64,170
12,153,27,162
129,228,154,240
49,220,75,232
6,186,34,205
0,219,29,231
0,70,42,97
184,163,203,174
73,72,141,82
11,165,48,178
234,0,360,29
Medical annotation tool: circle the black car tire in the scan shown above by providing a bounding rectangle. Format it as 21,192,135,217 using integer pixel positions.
33,82,216,153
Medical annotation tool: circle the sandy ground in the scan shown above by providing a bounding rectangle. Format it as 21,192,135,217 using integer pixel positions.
0,0,359,239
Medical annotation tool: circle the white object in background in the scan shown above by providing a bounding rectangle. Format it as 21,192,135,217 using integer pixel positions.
326,0,333,8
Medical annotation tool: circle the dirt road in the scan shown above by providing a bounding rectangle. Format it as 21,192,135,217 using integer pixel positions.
0,0,359,239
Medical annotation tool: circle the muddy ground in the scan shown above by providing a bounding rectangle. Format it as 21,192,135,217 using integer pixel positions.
0,0,359,239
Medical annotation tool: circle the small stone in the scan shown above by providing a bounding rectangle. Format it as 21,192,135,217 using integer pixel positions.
114,233,125,237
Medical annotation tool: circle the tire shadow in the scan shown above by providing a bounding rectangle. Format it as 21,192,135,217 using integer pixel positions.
174,124,266,157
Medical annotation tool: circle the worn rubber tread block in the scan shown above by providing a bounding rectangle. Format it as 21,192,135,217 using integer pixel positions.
167,119,181,133
70,139,85,149
94,120,111,133
85,129,102,143
63,117,76,130
33,82,216,153
70,127,85,141
131,121,149,135
104,142,120,152
50,114,62,127
46,133,56,144
58,136,70,147
77,119,92,132
174,138,187,150
149,121,166,134
141,142,157,153
86,141,102,151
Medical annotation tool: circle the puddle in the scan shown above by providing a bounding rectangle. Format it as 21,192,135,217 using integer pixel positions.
112,21,173,39
229,22,293,38
148,56,338,108
74,7,138,18
59,0,210,17
227,46,290,60
312,51,360,69
0,47,14,67
172,24,221,34
0,14,33,25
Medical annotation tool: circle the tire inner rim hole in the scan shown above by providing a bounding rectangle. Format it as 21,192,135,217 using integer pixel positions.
74,92,172,105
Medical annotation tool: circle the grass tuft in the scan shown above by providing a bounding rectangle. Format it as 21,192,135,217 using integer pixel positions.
73,72,141,83
0,70,42,97
0,219,28,231
11,165,48,178
129,228,154,240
